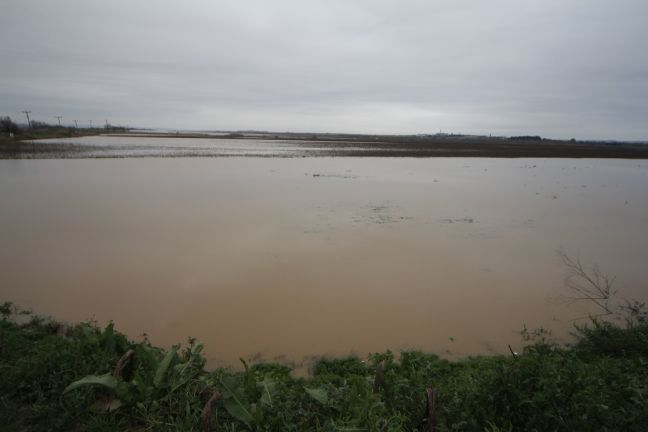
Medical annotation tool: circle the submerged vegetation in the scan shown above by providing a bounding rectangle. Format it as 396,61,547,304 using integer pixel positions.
1,301,647,431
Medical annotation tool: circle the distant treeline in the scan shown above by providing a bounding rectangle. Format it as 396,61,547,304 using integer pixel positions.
510,135,543,141
0,116,20,135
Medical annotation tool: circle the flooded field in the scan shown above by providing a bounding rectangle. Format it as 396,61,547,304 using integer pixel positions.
20,135,320,157
1,156,647,368
4,134,648,158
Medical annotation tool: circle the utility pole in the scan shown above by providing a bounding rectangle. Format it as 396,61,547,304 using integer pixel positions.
22,110,32,128
105,119,109,129
88,120,93,129
55,116,62,126
73,120,78,128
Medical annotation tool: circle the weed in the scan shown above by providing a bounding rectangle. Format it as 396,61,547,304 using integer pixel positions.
1,302,647,431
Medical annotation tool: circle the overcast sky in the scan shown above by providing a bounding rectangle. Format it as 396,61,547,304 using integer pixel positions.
1,1,647,139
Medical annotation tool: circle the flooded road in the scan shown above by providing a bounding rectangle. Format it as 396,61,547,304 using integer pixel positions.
1,157,647,368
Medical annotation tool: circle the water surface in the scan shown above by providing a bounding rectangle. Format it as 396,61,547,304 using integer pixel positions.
1,157,647,367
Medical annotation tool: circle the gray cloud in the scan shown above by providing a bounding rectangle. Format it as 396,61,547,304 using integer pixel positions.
1,0,647,139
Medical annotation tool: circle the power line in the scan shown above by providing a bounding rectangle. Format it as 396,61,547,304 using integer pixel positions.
55,116,62,126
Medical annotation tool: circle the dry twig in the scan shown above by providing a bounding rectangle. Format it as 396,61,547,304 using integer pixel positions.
557,248,616,320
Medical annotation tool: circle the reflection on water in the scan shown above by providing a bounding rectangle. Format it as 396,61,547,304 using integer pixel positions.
32,135,333,157
1,157,647,368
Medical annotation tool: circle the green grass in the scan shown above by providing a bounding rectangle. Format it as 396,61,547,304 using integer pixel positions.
1,124,128,141
1,302,647,431
0,126,128,158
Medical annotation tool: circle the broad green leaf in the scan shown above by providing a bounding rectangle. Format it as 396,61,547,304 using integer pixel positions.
64,374,131,403
173,360,193,376
134,344,158,371
305,387,329,405
102,322,116,352
219,377,253,426
219,375,241,394
169,364,193,393
224,399,254,426
190,341,204,356
258,377,276,407
132,375,149,398
64,373,118,394
154,348,177,388
79,324,98,345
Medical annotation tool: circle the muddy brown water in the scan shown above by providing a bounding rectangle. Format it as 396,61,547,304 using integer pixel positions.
1,156,647,369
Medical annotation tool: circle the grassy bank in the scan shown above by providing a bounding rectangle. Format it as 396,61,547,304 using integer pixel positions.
1,303,647,431
0,126,125,159
2,125,127,141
